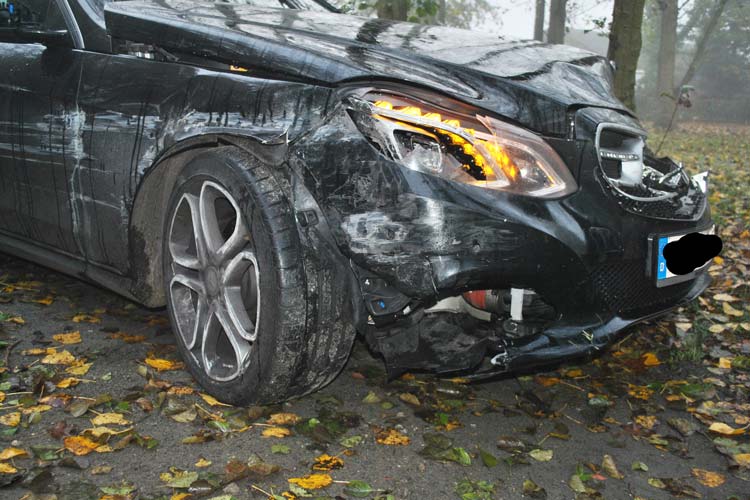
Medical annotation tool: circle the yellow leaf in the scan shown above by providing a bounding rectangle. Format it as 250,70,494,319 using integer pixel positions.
57,377,80,388
0,447,28,460
199,393,231,407
83,426,128,439
109,332,147,343
7,316,25,325
718,358,732,369
0,412,21,427
734,453,750,468
709,422,745,435
535,376,560,387
66,361,93,376
21,404,51,415
448,377,470,384
171,494,192,500
41,350,77,365
288,473,333,490
72,314,100,324
723,302,744,317
22,348,54,356
709,324,727,333
312,454,344,471
642,352,660,366
53,331,81,345
399,393,421,406
635,415,658,430
34,295,54,306
267,413,300,426
0,463,17,474
714,293,738,302
63,436,101,456
91,413,130,426
691,468,725,488
0,392,4,403
627,384,654,401
375,428,410,446
713,256,724,265
262,427,291,438
144,356,184,371
565,368,584,378
167,386,195,396
195,457,212,468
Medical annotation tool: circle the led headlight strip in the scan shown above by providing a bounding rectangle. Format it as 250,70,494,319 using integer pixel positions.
348,92,577,199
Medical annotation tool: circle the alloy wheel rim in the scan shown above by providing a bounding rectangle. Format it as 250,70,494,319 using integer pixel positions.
168,180,259,382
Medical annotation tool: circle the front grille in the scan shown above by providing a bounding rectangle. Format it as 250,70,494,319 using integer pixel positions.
603,178,707,221
591,260,695,317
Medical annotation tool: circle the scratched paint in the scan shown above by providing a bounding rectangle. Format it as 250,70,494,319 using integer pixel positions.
0,0,715,378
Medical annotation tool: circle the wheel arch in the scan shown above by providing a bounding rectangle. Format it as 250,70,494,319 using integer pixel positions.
128,133,288,307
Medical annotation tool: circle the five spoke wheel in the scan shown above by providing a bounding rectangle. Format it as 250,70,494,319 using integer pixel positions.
167,181,259,382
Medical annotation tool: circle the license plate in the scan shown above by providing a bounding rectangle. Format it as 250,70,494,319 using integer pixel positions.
654,226,715,287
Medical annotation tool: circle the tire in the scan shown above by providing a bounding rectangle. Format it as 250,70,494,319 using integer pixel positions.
162,146,355,405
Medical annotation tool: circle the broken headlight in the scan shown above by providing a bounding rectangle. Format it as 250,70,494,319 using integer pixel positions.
347,91,577,199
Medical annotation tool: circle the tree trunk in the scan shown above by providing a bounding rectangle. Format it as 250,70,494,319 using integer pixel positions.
656,0,678,127
676,0,729,93
439,0,446,25
376,0,409,21
547,0,567,44
607,0,646,111
534,0,546,42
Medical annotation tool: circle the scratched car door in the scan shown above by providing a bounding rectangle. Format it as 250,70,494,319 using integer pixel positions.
0,0,83,256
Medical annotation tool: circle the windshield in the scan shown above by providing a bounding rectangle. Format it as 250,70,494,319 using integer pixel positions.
83,0,337,17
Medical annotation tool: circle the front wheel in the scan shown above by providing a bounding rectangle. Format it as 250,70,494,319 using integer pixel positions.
162,147,354,405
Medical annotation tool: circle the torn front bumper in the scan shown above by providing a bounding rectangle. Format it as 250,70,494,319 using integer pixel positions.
289,104,714,375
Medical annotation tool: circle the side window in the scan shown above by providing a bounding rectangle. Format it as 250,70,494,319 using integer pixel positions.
0,0,68,30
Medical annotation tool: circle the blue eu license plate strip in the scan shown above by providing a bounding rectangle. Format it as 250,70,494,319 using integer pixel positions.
655,226,714,285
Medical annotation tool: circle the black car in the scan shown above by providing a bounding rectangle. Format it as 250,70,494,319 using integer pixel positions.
0,0,718,404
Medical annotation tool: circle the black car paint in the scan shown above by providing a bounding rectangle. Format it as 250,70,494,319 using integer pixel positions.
0,0,712,377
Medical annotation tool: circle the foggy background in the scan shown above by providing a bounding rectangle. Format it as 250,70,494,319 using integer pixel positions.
327,0,750,126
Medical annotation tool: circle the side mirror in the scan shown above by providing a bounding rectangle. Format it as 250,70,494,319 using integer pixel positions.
9,25,70,46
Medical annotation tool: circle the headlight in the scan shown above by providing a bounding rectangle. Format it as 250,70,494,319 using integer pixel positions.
347,91,577,198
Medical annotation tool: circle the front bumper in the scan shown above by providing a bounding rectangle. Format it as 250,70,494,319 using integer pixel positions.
290,105,713,374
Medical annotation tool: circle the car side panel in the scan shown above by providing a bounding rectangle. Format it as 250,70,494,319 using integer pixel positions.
72,52,335,275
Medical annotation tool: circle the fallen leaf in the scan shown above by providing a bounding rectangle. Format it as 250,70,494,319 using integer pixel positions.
631,461,649,472
109,332,146,343
734,453,750,468
535,376,560,387
57,377,80,389
723,302,744,317
522,479,546,498
21,404,52,415
72,314,100,324
528,449,553,462
53,331,81,345
0,447,28,460
714,293,738,302
399,393,420,406
199,393,231,407
267,413,300,426
635,415,658,430
709,422,745,435
642,352,660,366
0,463,17,474
0,412,20,427
42,350,77,365
312,454,344,471
343,480,374,498
691,468,725,488
91,413,130,426
161,470,199,488
288,473,332,490
195,457,212,468
602,454,624,479
66,361,93,376
262,427,291,438
64,436,102,456
709,324,727,333
144,356,184,371
718,357,732,369
375,428,410,446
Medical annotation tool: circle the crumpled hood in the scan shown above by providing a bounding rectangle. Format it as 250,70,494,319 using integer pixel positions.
104,0,631,135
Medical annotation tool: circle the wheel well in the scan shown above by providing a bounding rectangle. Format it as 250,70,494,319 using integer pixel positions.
129,148,207,307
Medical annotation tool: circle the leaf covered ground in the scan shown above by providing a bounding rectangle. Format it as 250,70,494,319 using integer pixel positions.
0,123,749,499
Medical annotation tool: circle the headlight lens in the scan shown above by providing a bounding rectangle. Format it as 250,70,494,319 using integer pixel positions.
347,91,577,198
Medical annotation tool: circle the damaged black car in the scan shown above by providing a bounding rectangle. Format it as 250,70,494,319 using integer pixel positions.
0,0,719,404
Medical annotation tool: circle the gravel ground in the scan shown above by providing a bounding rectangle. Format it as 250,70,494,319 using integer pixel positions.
0,252,747,500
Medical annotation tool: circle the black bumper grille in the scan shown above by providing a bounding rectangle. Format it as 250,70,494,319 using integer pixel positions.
591,260,695,317
606,182,706,221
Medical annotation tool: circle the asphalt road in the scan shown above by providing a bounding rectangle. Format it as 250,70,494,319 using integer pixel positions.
0,252,747,500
